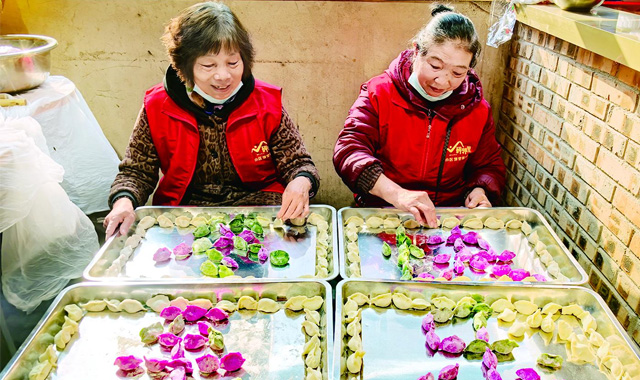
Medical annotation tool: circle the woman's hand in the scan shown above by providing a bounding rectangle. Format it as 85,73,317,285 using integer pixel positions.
277,176,312,221
370,174,438,228
104,197,136,237
465,187,491,208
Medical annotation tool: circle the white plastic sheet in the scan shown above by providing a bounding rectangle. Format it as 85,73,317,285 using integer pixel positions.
0,76,120,214
487,0,545,48
0,114,99,313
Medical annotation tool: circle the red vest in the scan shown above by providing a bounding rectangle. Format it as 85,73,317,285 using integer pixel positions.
364,75,489,206
144,80,286,206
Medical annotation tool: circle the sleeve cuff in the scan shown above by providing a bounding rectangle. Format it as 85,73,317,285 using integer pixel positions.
109,191,138,209
294,172,319,198
356,163,384,195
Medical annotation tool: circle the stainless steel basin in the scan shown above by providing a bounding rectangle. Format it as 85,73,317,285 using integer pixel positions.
553,0,605,11
0,34,58,93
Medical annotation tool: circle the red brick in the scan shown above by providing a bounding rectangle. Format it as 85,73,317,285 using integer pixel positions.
597,148,640,195
568,85,609,120
527,139,555,173
600,227,627,264
576,49,619,76
625,140,640,168
532,105,563,136
612,188,640,228
592,73,638,112
631,232,640,260
532,46,559,71
576,225,599,260
573,155,616,201
539,68,571,99
558,57,593,89
605,209,635,246
608,107,640,144
616,64,640,88
560,121,600,162
587,189,613,222
552,97,587,129
584,115,628,157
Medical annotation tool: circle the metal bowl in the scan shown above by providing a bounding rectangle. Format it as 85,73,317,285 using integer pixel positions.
0,34,58,93
553,0,605,11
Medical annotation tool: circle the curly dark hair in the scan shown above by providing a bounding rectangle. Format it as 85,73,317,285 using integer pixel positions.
161,1,255,86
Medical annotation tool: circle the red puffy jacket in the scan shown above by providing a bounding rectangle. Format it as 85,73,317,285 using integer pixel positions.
333,50,506,206
144,80,285,206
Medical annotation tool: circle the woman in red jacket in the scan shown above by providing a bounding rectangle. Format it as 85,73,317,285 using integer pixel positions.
334,4,505,228
104,2,319,236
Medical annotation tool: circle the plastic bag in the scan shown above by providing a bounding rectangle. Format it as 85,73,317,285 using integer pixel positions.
487,0,546,48
0,116,99,313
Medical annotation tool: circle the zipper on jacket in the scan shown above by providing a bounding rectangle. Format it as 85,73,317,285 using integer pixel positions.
421,109,435,180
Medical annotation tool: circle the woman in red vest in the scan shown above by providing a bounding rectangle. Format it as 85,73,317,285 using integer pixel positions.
333,4,505,228
104,2,319,236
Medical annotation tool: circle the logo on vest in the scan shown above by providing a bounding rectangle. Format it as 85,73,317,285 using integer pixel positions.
251,141,271,162
445,141,472,162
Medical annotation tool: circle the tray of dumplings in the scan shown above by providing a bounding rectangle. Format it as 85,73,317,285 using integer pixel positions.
338,207,587,285
84,205,338,282
1,280,333,380
333,279,640,380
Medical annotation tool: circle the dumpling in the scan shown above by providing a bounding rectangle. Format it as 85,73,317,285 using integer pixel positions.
344,309,361,324
403,219,420,229
316,219,329,232
383,217,401,229
315,267,329,278
365,216,384,229
285,296,308,311
344,215,364,227
63,316,79,335
302,321,320,336
137,215,156,230
490,299,514,313
514,300,538,315
120,299,145,313
146,295,171,313
528,231,539,245
303,296,324,311
526,310,542,328
484,217,505,229
290,217,306,226
431,296,456,310
306,212,325,226
348,293,369,307
305,344,322,368
347,350,365,373
125,234,143,248
215,300,237,313
157,214,174,228
346,241,359,253
497,308,517,323
343,299,359,315
370,293,392,308
305,368,322,380
238,296,258,310
80,299,107,312
28,360,52,380
64,304,83,321
169,296,190,311
540,315,555,333
391,293,413,310
348,263,361,277
256,215,271,227
303,335,321,355
346,229,358,242
508,321,527,337
540,251,554,265
462,217,483,229
441,217,461,229
541,302,562,315
562,304,587,319
305,310,321,325
174,215,191,228
38,344,58,365
346,319,361,336
317,257,329,269
582,314,597,333
348,333,363,351
411,298,430,310
535,240,547,254
347,251,360,263
588,330,605,347
257,298,280,313
521,221,532,235
190,216,208,227
557,320,573,340
316,246,328,258
189,298,213,310
105,299,121,312
505,219,523,229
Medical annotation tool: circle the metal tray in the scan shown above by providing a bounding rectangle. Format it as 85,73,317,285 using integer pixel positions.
337,207,588,285
0,280,333,380
84,205,338,282
333,279,640,380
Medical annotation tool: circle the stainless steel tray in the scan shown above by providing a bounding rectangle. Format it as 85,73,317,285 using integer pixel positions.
333,279,640,380
84,205,338,282
338,207,588,285
1,280,333,380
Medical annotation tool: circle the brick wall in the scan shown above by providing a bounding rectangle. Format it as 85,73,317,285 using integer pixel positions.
496,23,640,345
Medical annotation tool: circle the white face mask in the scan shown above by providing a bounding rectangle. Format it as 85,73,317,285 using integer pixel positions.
408,71,453,102
192,81,243,104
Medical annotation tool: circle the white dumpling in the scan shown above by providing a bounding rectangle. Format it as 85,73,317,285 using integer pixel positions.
344,309,361,324
526,310,542,328
105,299,121,312
124,234,143,248
64,304,83,321
316,257,329,269
562,304,586,318
403,219,420,229
346,241,359,253
588,330,605,347
305,344,322,368
54,329,70,349
157,214,174,228
535,240,547,253
541,302,562,315
540,251,554,266
305,368,322,380
348,333,363,351
581,314,597,333
303,335,321,355
463,217,483,229
528,231,539,245
146,295,170,312
315,267,329,278
557,320,573,340
508,321,527,337
497,308,517,323
305,310,321,325
514,300,538,315
28,360,52,380
306,212,325,226
344,216,364,227
347,251,360,263
348,293,369,307
411,298,430,310
346,319,361,336
189,298,213,310
521,221,532,235
63,316,79,335
441,217,460,229
505,219,523,229
571,341,596,363
383,217,401,229
316,246,328,258
484,217,505,229
257,298,280,313
80,300,107,312
347,350,365,373
38,344,58,365
344,299,359,315
541,315,555,333
285,296,307,311
215,300,237,313
490,298,514,313
238,296,258,310
137,215,156,230
120,299,145,313
119,246,134,260
348,263,361,277
346,229,358,242
365,216,384,229
370,293,392,308
431,296,456,310
302,321,320,337
256,215,271,227
392,293,413,310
